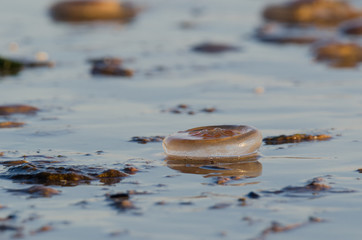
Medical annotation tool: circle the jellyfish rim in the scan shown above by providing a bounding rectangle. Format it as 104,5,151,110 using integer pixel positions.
163,125,262,160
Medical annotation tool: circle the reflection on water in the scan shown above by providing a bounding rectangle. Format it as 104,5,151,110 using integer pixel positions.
166,154,262,178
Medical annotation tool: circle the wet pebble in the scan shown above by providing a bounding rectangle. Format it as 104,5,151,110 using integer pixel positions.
246,191,260,199
263,0,362,26
123,166,139,174
312,40,362,68
192,43,240,54
50,0,139,22
90,58,134,77
107,193,135,210
0,105,39,116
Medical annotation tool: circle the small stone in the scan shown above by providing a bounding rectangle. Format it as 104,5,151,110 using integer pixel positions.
247,191,260,199
200,107,216,113
192,43,240,54
123,166,139,174
50,0,139,22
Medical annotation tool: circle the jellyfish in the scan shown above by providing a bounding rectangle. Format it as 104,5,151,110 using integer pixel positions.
162,125,262,160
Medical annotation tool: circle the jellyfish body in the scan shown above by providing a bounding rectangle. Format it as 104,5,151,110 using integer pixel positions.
162,125,262,160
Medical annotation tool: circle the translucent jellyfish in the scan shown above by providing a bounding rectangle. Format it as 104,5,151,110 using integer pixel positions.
162,125,262,160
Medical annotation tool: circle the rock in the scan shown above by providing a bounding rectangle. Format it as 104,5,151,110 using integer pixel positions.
312,41,362,68
50,0,138,22
340,18,362,35
192,42,240,54
263,0,362,26
0,105,39,116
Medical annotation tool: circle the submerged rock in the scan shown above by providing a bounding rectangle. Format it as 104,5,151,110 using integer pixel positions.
263,0,362,26
7,185,61,198
256,23,334,44
50,0,139,22
312,41,362,67
107,192,135,210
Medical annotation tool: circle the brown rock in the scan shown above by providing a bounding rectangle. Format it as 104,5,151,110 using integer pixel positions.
340,18,362,35
50,0,138,22
0,104,38,116
263,0,362,26
312,41,362,68
0,121,25,128
97,169,128,178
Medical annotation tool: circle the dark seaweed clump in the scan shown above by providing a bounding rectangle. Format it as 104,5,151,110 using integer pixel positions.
0,57,23,76
263,133,331,145
0,104,39,116
0,159,129,186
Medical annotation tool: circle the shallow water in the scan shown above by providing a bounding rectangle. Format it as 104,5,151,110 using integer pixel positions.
1,0,362,239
